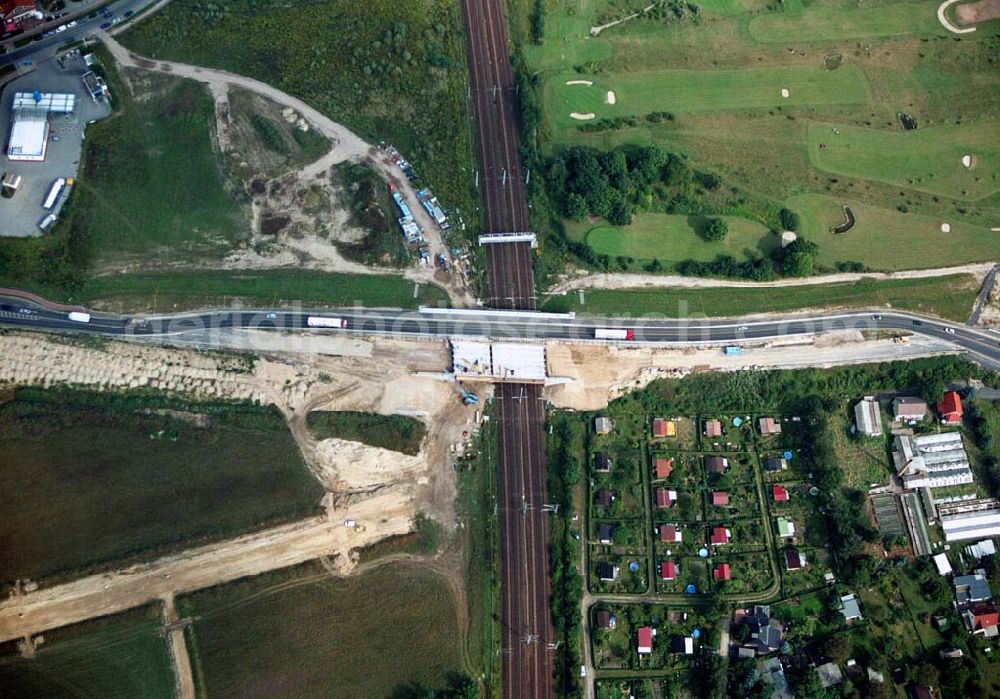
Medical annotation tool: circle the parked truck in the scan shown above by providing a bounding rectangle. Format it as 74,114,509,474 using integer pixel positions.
42,178,66,210
595,328,634,341
306,316,347,329
67,311,91,323
724,345,743,356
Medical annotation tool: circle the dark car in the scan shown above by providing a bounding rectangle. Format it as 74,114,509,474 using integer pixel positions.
124,10,134,17
100,21,111,29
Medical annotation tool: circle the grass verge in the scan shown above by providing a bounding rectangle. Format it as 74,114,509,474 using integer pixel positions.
542,274,980,322
305,410,427,455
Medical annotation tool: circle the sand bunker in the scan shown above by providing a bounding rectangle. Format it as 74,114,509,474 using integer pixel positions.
606,91,616,105
566,80,594,86
781,88,790,98
941,223,952,233
570,112,596,120
962,154,978,169
957,0,1000,25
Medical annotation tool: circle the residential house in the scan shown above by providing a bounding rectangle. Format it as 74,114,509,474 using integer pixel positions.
763,657,791,699
637,627,654,654
893,396,928,422
594,416,613,434
656,488,677,508
853,396,883,437
597,523,614,545
932,553,953,576
840,594,863,622
743,605,784,655
595,489,614,508
772,485,790,502
652,417,676,438
937,391,963,425
659,524,682,544
654,457,674,479
704,455,729,474
594,452,611,473
954,573,992,606
758,416,782,435
961,603,999,637
714,563,732,581
764,456,788,473
785,549,806,571
776,517,796,539
660,560,677,581
1,1,37,24
596,562,619,582
595,610,616,630
711,491,730,507
670,635,694,655
710,527,731,546
705,419,723,438
816,662,844,689
893,432,973,490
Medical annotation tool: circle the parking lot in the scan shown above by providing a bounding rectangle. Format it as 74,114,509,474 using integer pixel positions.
0,51,111,237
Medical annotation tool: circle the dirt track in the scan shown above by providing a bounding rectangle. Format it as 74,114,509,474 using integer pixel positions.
0,492,410,644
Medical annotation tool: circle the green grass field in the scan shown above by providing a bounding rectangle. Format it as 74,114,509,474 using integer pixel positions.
0,605,175,698
570,213,774,263
807,121,1000,201
120,0,476,243
789,193,1000,270
181,561,464,698
548,65,870,128
748,1,944,43
80,72,245,258
0,388,323,584
543,273,979,321
71,270,447,312
306,411,427,455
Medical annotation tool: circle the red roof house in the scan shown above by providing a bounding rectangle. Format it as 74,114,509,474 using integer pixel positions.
655,457,674,479
0,1,35,23
710,527,731,546
660,560,677,581
938,391,963,425
711,491,729,507
659,524,681,543
713,563,731,581
652,417,675,438
704,455,729,474
772,485,789,502
656,488,677,508
705,419,723,438
637,626,654,654
965,603,999,634
785,549,805,571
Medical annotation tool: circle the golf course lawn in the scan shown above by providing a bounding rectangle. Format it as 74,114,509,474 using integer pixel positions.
548,65,870,129
807,121,1000,201
748,1,945,43
789,193,1000,271
573,214,775,263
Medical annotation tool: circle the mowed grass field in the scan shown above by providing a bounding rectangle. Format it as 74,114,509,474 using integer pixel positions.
181,562,464,698
748,0,945,42
72,269,447,312
525,0,1000,275
0,389,324,584
807,122,1000,201
548,65,870,128
0,605,175,698
570,213,775,263
543,274,980,322
789,193,1000,270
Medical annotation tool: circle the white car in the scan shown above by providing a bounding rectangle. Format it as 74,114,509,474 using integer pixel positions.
944,327,956,334
55,24,67,32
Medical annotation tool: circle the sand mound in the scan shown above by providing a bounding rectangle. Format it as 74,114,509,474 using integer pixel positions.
565,80,594,86
941,223,952,233
781,88,790,98
570,112,596,120
962,154,977,169
606,91,617,105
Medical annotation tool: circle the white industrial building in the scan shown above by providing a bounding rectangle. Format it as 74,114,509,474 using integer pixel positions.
6,92,76,163
893,432,973,490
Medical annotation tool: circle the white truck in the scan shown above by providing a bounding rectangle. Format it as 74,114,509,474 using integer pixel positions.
42,178,66,210
594,328,634,341
306,316,347,329
67,311,91,323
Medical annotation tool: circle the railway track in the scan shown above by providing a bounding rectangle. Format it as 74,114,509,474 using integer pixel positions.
460,0,554,696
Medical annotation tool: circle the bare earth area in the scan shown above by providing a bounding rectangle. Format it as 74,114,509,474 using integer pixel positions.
956,0,1000,24
548,262,995,294
100,34,474,307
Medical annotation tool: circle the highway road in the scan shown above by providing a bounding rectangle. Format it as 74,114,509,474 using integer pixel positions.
0,0,152,70
3,298,1000,366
